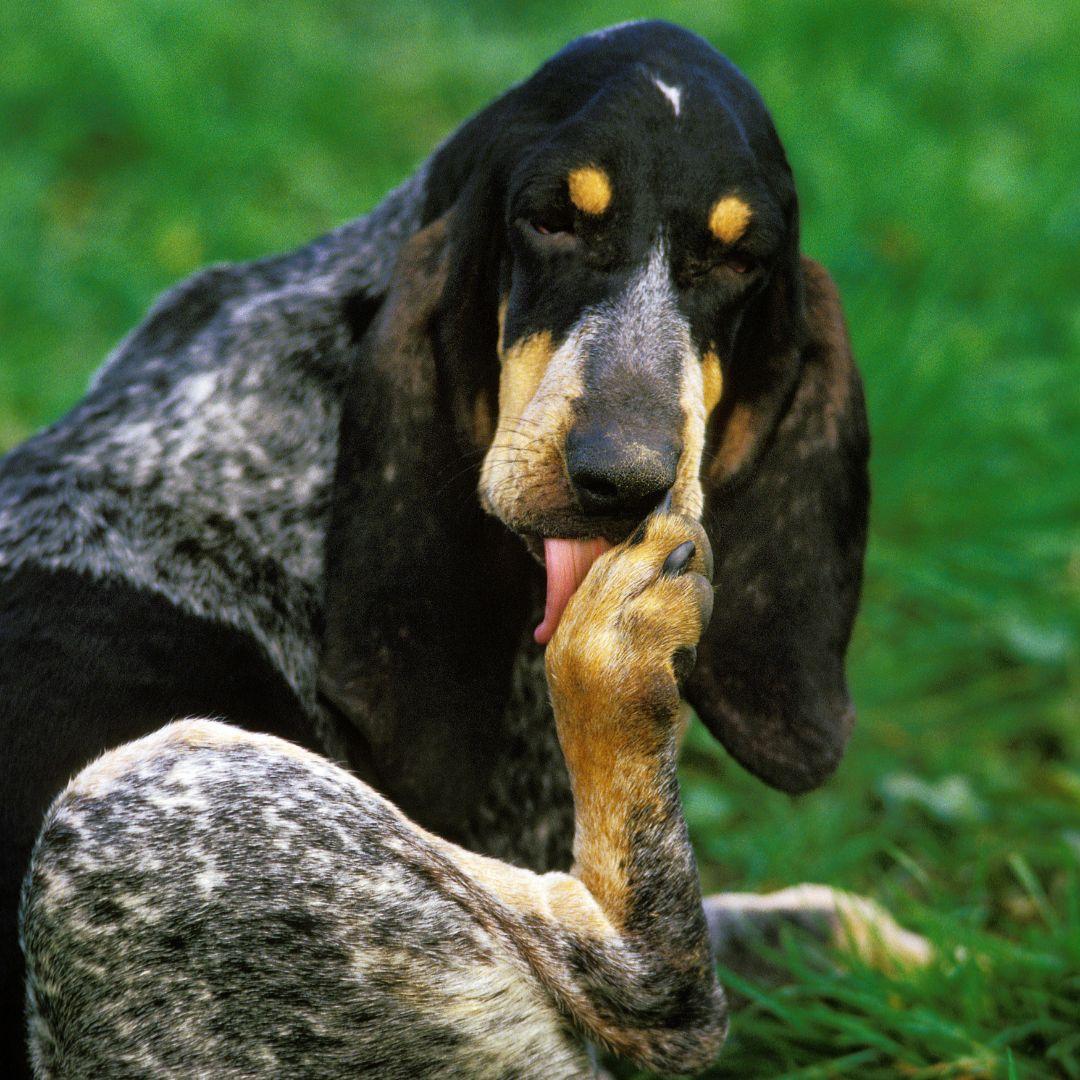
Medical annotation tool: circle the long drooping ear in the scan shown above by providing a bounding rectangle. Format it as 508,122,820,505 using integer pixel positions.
317,214,534,838
686,255,870,794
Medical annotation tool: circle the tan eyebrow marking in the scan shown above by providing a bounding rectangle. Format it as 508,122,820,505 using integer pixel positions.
708,195,752,243
568,166,613,215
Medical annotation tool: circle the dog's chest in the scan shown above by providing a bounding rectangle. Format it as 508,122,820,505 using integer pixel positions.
459,648,575,873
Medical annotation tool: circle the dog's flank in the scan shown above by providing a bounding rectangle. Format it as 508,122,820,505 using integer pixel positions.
23,515,726,1077
23,724,588,1080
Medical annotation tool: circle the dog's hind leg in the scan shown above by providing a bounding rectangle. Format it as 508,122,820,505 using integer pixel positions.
20,514,727,1078
20,720,594,1079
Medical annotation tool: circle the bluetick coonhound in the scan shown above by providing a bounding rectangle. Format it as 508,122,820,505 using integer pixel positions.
3,20,928,1077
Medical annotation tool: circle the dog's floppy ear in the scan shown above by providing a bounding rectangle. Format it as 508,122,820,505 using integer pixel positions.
317,213,533,837
686,245,870,794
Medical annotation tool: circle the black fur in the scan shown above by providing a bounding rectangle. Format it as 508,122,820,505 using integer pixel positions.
1,20,869,1074
322,20,869,821
0,567,316,1067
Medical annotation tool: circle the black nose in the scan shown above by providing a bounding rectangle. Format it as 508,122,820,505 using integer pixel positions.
566,425,680,517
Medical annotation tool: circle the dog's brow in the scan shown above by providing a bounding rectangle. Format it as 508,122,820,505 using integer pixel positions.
568,166,613,215
708,195,752,243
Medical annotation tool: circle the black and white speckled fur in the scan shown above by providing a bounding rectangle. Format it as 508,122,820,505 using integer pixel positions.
20,721,927,1078
23,513,730,1078
0,164,454,1066
2,19,933,1076
0,114,573,1071
0,168,425,710
19,517,929,1077
22,721,591,1079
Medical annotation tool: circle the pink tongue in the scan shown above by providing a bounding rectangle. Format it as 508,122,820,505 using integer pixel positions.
534,537,613,645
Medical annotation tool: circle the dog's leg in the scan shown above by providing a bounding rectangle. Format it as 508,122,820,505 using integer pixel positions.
533,510,728,1069
20,721,596,1079
704,885,933,981
20,514,725,1078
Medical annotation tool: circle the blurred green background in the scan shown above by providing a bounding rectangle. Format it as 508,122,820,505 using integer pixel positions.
2,1,1077,1076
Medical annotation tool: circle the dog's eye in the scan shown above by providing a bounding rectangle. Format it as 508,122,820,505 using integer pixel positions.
529,216,573,238
721,255,753,275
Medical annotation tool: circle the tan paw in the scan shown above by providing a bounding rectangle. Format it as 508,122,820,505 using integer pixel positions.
546,513,713,725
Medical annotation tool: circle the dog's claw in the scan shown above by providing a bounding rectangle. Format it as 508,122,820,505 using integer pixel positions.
655,489,674,515
662,540,696,576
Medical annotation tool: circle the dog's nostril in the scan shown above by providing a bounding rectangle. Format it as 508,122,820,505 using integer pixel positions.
572,468,673,516
572,471,621,505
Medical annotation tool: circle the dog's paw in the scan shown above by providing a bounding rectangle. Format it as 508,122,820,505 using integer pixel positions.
546,513,713,727
704,885,935,983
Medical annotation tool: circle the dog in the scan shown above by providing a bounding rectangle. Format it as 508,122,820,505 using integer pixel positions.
3,20,927,1076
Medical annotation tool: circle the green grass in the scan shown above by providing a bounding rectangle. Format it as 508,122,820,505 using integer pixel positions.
2,1,1078,1076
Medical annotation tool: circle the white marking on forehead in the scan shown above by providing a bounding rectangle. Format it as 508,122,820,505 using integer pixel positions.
652,76,682,117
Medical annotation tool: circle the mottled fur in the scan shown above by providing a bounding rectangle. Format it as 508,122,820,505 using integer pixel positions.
1,19,923,1077
0,169,424,707
23,724,588,1079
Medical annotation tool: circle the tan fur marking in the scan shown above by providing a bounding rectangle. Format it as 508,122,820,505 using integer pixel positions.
673,353,707,519
708,401,757,481
546,523,709,929
479,320,588,529
568,166,613,215
496,295,508,353
701,350,724,417
497,332,555,425
450,849,617,941
708,195,752,243
568,752,661,926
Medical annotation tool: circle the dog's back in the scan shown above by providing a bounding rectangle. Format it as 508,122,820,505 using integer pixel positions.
0,174,424,1073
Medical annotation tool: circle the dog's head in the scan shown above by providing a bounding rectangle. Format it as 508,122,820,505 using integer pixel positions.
321,22,869,827
439,27,800,544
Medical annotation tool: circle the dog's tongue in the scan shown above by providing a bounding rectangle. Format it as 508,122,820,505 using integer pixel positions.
534,537,613,645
